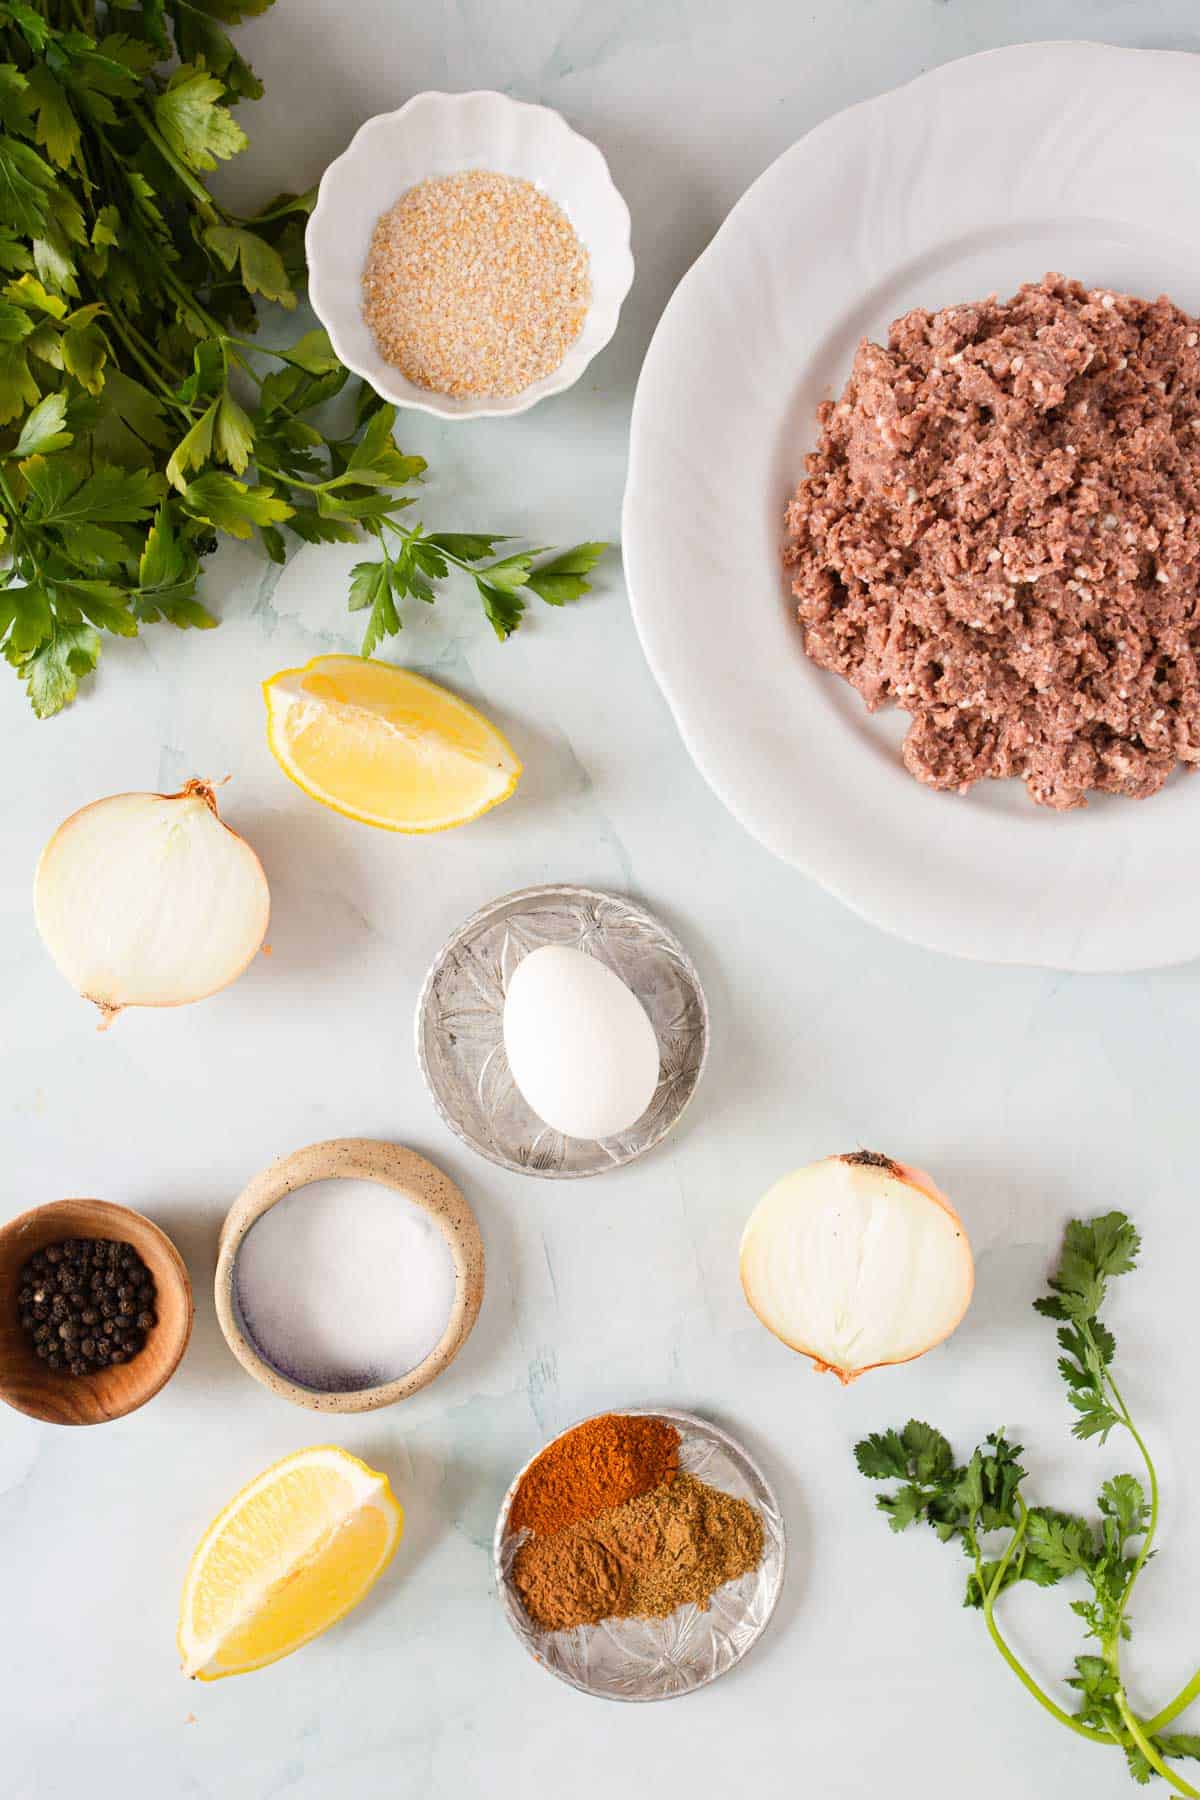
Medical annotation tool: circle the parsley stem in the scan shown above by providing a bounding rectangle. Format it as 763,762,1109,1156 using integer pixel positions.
130,105,221,227
380,519,475,573
253,460,322,493
0,466,31,561
97,304,179,404
232,189,318,228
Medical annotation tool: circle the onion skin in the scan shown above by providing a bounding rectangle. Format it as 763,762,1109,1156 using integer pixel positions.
739,1150,975,1384
34,780,270,1029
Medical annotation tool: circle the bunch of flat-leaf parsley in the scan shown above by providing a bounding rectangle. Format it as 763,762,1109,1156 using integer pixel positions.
856,1214,1200,1791
0,0,605,714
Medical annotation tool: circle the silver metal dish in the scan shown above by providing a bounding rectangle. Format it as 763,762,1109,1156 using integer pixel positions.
415,884,708,1179
493,1407,786,1701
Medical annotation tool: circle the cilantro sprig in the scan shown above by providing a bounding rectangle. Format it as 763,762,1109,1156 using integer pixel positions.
856,1215,1200,1792
0,2,606,715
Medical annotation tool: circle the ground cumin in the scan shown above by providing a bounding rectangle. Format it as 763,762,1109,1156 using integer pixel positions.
509,1414,680,1538
511,1473,764,1632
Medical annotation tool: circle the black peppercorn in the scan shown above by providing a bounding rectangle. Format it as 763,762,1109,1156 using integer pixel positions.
17,1238,157,1377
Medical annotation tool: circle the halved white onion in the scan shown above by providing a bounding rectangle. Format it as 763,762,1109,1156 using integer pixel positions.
739,1151,974,1383
34,780,270,1028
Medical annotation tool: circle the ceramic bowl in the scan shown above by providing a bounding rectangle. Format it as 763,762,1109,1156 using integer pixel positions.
215,1138,484,1413
0,1199,193,1426
306,89,634,419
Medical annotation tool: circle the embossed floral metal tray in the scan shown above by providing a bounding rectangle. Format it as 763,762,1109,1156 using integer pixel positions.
493,1408,786,1701
415,884,708,1178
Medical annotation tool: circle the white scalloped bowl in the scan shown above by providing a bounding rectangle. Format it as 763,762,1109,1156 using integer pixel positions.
306,90,633,420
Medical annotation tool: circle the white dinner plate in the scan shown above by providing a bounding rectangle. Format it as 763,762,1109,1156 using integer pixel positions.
623,42,1200,971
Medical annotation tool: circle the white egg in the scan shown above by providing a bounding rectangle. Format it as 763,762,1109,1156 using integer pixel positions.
502,945,662,1141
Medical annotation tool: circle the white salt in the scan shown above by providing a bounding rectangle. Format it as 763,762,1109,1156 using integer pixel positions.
234,1178,458,1392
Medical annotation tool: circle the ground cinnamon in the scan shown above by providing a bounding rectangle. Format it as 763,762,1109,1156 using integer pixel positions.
509,1414,679,1537
511,1473,764,1632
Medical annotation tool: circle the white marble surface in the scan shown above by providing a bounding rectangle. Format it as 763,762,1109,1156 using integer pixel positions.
3,3,1200,1796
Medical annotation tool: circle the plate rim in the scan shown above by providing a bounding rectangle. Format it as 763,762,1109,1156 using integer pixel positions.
492,1404,788,1702
622,39,1200,973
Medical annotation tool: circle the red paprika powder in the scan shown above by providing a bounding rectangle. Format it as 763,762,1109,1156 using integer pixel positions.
510,1413,679,1538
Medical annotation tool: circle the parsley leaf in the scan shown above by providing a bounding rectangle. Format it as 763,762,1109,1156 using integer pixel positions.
153,64,247,172
0,1,605,712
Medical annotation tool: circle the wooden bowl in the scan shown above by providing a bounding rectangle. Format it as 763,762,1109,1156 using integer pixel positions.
215,1138,485,1413
0,1199,194,1426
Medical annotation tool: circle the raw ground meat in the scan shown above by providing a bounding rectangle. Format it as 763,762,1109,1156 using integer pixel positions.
783,273,1200,808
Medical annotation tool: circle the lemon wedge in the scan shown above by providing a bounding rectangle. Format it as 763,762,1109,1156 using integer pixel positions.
263,653,522,832
178,1445,403,1681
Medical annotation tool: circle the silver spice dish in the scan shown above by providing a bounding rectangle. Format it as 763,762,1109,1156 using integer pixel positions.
493,1407,786,1701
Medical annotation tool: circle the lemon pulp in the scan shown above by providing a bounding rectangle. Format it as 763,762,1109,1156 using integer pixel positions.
178,1445,403,1680
263,653,521,832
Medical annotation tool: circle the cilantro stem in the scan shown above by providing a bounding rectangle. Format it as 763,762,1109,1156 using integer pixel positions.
1116,1693,1200,1797
1106,1373,1160,1635
979,1500,1111,1746
1104,1376,1200,1764
1148,1669,1200,1736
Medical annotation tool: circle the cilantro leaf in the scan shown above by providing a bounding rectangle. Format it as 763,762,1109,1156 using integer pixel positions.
1157,1736,1200,1764
854,1429,911,1481
854,1215,1184,1791
1022,1510,1097,1583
